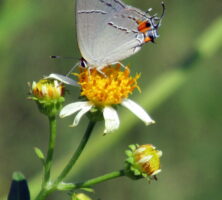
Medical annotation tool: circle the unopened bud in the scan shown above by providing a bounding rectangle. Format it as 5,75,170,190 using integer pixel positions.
72,193,92,200
125,144,162,180
30,79,65,117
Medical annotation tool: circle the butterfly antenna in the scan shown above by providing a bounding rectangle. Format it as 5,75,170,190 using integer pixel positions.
50,56,81,77
155,2,166,28
65,62,80,77
50,55,79,60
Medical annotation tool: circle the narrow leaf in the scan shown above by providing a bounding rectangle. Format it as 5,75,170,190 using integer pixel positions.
34,147,45,162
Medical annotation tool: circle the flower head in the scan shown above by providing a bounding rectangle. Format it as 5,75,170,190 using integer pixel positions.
30,79,65,117
125,144,162,180
48,65,155,133
76,65,140,107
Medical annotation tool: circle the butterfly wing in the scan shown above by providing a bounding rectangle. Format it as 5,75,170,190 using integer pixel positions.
76,0,149,68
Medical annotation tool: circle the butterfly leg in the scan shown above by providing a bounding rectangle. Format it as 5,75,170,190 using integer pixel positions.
66,61,80,77
116,62,126,69
97,68,107,78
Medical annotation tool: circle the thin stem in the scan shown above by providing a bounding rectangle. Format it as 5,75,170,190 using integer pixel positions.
54,120,96,185
43,116,57,185
35,116,57,200
34,188,50,200
35,120,96,200
73,169,126,189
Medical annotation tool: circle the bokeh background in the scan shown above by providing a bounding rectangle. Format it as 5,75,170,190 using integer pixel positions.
0,0,222,199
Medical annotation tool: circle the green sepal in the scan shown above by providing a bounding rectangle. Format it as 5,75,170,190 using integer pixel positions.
7,172,30,200
35,97,65,117
124,168,143,180
124,144,144,180
125,150,133,157
29,95,64,118
130,166,141,176
34,147,45,164
126,157,134,164
80,187,95,193
128,144,138,151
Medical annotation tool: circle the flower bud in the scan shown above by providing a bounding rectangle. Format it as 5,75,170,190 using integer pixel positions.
32,79,64,100
72,193,92,200
30,79,65,117
125,144,162,180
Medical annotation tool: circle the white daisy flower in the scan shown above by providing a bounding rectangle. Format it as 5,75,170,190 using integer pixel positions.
47,65,155,134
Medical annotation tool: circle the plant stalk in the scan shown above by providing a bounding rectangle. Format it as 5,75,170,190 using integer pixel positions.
43,116,57,185
35,116,57,200
54,121,96,185
73,169,126,189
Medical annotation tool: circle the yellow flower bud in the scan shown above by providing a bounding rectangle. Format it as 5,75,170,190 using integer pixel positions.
134,144,162,176
30,79,65,117
125,144,162,180
32,79,64,100
72,193,92,200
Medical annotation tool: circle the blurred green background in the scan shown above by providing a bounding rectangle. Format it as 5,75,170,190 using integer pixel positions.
0,0,222,199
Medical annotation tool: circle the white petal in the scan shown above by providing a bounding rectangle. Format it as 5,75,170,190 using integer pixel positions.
70,104,92,127
157,150,163,157
134,147,146,154
32,81,36,89
103,106,120,134
42,85,48,95
138,155,153,164
60,101,91,118
46,73,79,87
121,99,155,126
151,169,162,176
54,80,59,88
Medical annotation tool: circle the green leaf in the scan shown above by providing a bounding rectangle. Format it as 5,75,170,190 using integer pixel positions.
34,147,45,163
7,172,30,200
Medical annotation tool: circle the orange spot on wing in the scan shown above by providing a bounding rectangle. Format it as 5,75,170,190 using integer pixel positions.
137,21,151,33
144,37,152,43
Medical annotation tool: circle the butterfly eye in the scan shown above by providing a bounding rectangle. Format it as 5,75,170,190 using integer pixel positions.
146,22,151,27
80,58,87,68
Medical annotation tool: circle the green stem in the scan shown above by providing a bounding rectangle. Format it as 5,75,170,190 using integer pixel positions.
35,120,96,200
34,188,50,200
73,169,126,189
35,116,57,200
54,120,96,185
43,116,57,185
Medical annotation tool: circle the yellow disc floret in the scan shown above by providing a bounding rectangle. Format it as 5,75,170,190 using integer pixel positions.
75,65,140,107
32,79,64,100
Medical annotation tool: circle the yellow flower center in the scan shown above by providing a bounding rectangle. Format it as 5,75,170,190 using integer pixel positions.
32,79,64,100
134,144,162,176
75,65,140,107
